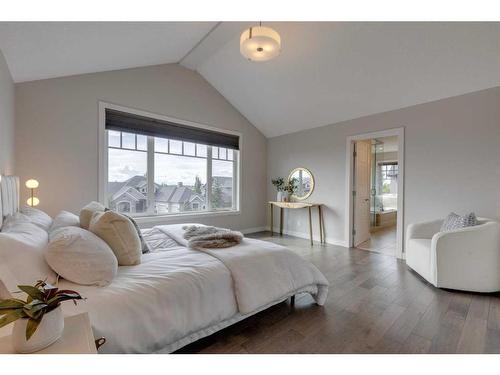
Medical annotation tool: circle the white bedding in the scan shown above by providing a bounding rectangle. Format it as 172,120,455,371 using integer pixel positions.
158,224,329,314
57,224,329,354
60,245,237,353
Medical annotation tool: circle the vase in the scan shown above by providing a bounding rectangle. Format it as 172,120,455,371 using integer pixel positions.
12,306,64,353
276,191,283,202
282,192,290,202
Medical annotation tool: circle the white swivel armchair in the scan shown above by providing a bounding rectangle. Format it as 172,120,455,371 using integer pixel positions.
406,218,500,292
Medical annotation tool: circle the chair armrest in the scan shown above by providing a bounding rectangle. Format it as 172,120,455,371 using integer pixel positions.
433,222,500,248
431,222,500,291
407,219,443,240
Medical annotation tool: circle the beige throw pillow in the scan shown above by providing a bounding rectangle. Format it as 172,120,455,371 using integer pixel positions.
89,211,141,266
80,201,105,230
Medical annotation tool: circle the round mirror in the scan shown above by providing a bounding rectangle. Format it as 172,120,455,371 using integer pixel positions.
288,167,314,200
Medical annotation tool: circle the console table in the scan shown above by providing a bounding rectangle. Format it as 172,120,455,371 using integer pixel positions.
269,201,325,245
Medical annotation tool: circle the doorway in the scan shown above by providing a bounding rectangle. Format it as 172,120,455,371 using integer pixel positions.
345,128,404,258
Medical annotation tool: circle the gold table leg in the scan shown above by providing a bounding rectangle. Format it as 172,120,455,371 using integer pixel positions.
270,203,273,236
318,205,323,243
308,206,313,245
280,207,284,236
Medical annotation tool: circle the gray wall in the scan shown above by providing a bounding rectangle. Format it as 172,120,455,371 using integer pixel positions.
0,49,14,175
268,87,500,245
15,63,267,231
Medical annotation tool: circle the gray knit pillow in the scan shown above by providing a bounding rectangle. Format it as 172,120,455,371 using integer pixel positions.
441,212,477,232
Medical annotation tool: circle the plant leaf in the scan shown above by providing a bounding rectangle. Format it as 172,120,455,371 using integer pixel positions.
42,282,57,290
26,318,41,340
0,310,23,328
47,293,83,306
45,288,58,301
17,285,44,301
0,299,25,309
0,308,23,316
55,289,82,297
23,300,48,318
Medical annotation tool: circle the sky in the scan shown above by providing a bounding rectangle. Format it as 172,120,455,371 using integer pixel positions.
108,148,233,185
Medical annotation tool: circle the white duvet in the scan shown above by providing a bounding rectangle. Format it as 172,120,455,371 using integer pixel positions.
157,224,329,314
59,224,329,353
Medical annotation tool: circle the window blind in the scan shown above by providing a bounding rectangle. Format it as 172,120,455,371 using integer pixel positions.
105,109,240,150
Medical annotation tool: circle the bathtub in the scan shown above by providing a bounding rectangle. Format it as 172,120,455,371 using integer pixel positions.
371,209,397,227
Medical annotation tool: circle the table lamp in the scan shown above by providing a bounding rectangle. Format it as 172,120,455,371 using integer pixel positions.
25,179,39,207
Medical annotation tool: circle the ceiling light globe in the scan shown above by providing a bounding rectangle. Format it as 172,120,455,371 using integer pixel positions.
25,179,39,189
240,26,281,62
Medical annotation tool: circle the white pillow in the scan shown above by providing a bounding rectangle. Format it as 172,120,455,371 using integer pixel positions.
20,206,53,232
79,201,105,230
45,227,117,286
0,221,56,293
1,212,31,232
49,211,80,233
89,211,142,266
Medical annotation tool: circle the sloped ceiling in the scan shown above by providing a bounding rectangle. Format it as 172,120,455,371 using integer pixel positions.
1,22,500,137
191,22,500,137
0,22,216,82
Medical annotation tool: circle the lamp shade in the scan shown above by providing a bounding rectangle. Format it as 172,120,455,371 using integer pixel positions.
240,26,281,62
27,197,40,207
25,179,39,189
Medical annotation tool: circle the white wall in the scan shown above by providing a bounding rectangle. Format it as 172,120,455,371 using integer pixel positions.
375,151,398,163
0,49,14,175
15,63,268,231
268,87,500,246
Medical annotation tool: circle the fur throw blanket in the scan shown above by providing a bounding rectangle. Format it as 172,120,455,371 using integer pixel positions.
182,225,244,249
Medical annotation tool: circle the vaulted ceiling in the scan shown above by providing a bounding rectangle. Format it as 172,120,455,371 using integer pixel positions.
1,22,500,137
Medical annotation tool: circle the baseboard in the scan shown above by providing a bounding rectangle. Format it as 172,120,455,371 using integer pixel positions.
240,226,267,235
265,226,348,247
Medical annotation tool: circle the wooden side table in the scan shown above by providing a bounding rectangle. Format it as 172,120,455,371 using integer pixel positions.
0,313,104,354
269,201,325,245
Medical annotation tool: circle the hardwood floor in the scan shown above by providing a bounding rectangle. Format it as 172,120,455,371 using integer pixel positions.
357,225,397,256
176,232,500,354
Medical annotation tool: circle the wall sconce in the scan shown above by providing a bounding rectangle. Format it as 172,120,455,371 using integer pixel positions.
25,179,40,207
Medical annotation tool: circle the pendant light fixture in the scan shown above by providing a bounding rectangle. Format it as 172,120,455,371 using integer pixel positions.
240,22,281,62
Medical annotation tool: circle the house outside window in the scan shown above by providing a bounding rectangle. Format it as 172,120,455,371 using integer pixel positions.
101,105,240,218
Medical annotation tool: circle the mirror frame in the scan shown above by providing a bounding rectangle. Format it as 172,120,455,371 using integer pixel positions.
288,167,315,201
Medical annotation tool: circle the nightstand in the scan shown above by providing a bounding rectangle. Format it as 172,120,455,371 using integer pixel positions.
0,313,104,354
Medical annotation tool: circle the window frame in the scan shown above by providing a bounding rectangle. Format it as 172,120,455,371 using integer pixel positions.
98,102,242,224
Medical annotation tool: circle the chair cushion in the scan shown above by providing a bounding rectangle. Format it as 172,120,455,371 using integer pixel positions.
441,212,477,232
405,239,433,283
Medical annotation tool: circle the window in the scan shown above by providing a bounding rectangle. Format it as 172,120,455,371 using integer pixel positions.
102,107,240,217
379,162,398,195
380,162,398,181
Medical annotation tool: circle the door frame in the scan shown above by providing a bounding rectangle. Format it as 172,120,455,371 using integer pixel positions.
345,127,405,259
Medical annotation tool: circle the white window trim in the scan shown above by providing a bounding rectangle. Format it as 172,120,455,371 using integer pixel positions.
98,101,242,222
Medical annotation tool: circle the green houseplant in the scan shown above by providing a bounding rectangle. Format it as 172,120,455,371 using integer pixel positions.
0,280,83,353
271,177,298,201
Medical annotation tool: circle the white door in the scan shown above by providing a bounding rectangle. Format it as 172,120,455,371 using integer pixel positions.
353,140,372,246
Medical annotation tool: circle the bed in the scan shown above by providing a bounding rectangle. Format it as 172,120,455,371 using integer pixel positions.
0,175,329,353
